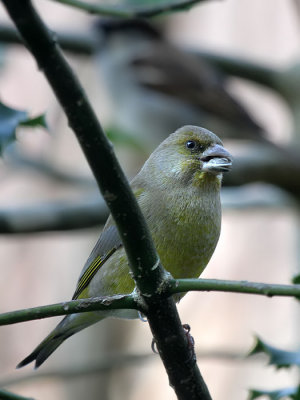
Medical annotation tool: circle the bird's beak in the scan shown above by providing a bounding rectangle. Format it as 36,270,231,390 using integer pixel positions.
200,144,233,174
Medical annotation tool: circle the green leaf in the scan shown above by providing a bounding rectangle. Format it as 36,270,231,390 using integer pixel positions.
249,337,300,369
0,102,46,155
20,113,47,129
249,387,298,400
291,386,300,400
292,275,300,285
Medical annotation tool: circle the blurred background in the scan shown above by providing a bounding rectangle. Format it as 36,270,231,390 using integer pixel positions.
0,0,299,399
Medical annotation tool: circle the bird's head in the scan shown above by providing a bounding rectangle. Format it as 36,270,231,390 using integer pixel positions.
147,125,232,187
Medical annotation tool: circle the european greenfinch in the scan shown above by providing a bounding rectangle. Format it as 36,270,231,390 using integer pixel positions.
18,125,232,369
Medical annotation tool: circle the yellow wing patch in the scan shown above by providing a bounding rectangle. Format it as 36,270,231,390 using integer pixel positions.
72,247,118,300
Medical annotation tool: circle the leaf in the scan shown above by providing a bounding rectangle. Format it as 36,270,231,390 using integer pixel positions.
0,102,47,155
291,386,300,400
249,387,298,400
292,275,300,285
249,337,300,369
20,113,47,129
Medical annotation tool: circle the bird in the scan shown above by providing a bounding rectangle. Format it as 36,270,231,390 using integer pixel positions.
95,18,266,148
17,125,232,369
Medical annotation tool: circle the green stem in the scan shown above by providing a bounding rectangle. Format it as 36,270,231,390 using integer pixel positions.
0,295,137,326
169,279,300,298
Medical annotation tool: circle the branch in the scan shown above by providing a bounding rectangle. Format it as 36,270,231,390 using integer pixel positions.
1,185,294,235
197,50,300,124
48,0,213,18
1,278,299,328
0,23,96,55
195,50,279,91
0,349,253,388
0,295,137,326
221,186,296,210
0,22,95,56
223,147,300,198
3,1,211,398
6,147,96,187
168,279,300,298
0,197,108,234
1,353,153,387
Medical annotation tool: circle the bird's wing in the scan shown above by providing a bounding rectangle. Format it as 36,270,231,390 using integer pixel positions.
72,222,122,300
71,186,145,300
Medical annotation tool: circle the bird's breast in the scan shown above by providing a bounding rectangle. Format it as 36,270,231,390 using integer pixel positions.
142,185,222,279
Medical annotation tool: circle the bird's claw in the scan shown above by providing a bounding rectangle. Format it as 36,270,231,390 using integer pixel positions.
151,338,158,354
151,324,196,362
182,324,196,363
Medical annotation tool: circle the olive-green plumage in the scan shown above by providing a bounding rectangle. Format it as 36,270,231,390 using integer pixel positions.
18,125,232,369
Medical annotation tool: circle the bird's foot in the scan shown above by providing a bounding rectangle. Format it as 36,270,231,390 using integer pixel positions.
182,324,196,363
151,324,196,361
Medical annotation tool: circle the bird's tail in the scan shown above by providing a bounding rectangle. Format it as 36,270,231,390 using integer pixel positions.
17,312,103,369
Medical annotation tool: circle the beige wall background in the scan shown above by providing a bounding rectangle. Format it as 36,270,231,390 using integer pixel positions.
0,1,299,399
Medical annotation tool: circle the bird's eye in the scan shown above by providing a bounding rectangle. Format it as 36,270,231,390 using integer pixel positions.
186,140,196,150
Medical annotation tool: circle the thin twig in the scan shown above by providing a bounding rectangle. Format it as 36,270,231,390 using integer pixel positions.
168,279,300,298
0,295,138,326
